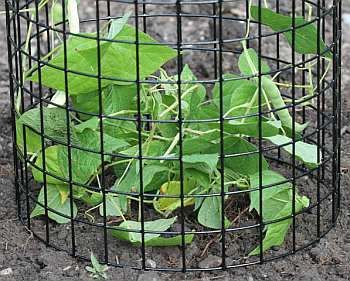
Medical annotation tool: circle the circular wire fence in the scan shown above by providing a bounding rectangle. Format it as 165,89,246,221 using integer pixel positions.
6,0,342,272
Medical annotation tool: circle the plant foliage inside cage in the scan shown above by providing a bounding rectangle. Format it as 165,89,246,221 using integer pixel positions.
6,0,342,271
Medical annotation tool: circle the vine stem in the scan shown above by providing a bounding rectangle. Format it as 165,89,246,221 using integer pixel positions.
159,85,198,118
160,133,180,163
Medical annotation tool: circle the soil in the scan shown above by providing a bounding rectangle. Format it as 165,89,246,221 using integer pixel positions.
1,2,350,281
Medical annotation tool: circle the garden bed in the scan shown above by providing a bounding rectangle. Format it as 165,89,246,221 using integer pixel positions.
0,1,350,280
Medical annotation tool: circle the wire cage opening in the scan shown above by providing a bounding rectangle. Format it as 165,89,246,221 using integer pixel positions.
6,0,342,272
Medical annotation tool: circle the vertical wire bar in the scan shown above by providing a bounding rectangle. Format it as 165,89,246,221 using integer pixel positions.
245,0,250,49
316,0,322,239
301,0,306,125
134,1,146,270
61,0,76,257
175,0,186,272
336,0,342,217
107,0,111,19
291,0,297,254
6,0,21,220
44,3,52,97
218,0,226,269
142,2,147,33
321,0,326,180
276,0,281,160
15,0,30,226
212,2,218,79
35,0,50,244
25,1,34,105
257,0,264,263
11,0,19,90
331,0,338,224
95,0,108,264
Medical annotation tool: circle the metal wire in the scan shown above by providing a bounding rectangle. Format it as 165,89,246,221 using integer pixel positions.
5,0,342,272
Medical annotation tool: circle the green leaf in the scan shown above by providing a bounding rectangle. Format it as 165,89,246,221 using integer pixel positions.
212,74,242,112
103,84,138,115
31,184,77,224
251,6,331,58
183,154,218,173
249,170,310,255
32,145,65,184
99,195,125,217
224,137,269,176
249,170,291,214
16,119,42,155
110,217,177,243
107,13,132,39
225,120,280,137
136,165,169,192
266,135,319,167
185,168,211,188
137,233,194,247
249,191,310,255
155,180,196,213
198,195,230,229
227,80,261,119
183,135,269,176
26,23,176,94
18,107,75,143
238,48,271,76
58,128,129,185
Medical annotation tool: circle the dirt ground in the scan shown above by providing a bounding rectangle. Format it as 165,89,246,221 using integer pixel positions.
1,2,350,281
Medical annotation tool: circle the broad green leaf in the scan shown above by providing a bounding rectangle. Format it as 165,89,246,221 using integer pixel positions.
26,24,176,94
224,137,269,176
110,217,177,243
107,13,132,39
212,74,242,112
249,190,310,255
103,84,137,116
238,48,271,76
31,184,77,224
99,195,125,217
249,170,291,214
32,145,65,184
251,6,331,58
136,233,194,247
75,118,100,132
18,107,76,143
183,135,268,176
225,120,280,137
182,133,220,155
185,168,211,188
16,119,42,155
58,128,128,185
183,154,218,173
266,135,319,167
79,192,103,206
227,80,261,119
135,165,169,192
155,180,196,213
198,195,230,229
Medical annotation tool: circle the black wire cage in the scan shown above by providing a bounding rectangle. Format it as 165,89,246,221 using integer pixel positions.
5,0,342,272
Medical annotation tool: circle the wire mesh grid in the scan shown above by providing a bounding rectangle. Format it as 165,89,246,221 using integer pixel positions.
5,0,342,272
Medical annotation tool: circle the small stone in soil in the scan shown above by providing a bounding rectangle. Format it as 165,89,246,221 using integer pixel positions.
198,255,222,269
145,258,157,269
0,268,13,276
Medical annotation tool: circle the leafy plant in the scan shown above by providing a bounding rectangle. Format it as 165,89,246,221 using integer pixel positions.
86,251,108,279
20,0,330,257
